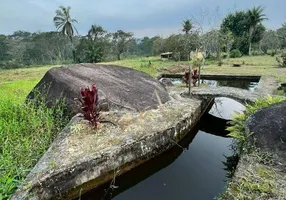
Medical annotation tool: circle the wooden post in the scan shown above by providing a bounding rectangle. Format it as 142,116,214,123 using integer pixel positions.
198,62,201,87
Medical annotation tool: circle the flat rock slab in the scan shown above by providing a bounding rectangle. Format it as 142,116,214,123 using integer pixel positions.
188,86,261,104
27,64,170,115
247,101,286,161
12,94,211,200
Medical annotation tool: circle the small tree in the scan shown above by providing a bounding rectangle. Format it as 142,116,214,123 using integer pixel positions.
223,31,234,60
182,19,193,34
112,30,133,60
86,24,108,63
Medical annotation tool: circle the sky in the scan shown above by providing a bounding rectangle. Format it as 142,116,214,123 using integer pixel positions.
0,0,286,38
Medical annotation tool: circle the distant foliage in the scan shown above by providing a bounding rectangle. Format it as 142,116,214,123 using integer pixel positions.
230,49,242,58
221,10,266,55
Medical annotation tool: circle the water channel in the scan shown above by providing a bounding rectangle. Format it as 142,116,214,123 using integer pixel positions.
80,79,258,200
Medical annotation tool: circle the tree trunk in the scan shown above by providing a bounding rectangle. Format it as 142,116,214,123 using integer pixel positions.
249,27,254,56
217,44,222,66
70,38,76,63
227,48,230,60
198,65,201,87
117,53,121,60
249,40,252,56
188,63,191,95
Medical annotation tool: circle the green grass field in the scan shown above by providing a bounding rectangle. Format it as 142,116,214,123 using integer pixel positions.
1,55,285,102
0,55,285,199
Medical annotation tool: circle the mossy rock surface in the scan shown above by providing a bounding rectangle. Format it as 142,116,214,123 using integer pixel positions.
247,101,286,162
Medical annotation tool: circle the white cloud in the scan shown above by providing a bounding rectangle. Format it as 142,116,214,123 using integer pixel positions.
0,0,285,36
131,26,181,38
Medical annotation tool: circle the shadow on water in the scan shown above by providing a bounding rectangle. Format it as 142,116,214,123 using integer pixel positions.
79,123,200,200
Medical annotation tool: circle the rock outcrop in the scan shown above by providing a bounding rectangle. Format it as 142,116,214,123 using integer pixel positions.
12,91,213,200
247,101,286,161
28,64,170,115
187,86,260,104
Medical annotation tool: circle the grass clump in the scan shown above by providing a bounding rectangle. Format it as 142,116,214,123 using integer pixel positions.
0,97,69,199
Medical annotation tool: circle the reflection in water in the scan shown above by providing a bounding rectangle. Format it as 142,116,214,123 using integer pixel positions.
114,132,233,200
169,78,259,92
80,130,233,200
200,79,258,91
209,97,245,120
80,98,247,200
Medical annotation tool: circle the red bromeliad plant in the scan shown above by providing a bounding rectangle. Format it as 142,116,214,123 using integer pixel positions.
79,84,101,127
192,69,199,86
183,69,199,87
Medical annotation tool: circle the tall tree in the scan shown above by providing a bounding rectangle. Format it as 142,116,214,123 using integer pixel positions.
139,37,153,56
221,11,266,54
112,30,133,60
86,25,108,63
246,6,267,56
0,35,9,60
260,30,280,54
182,19,193,34
152,36,165,56
53,6,78,61
277,23,286,49
88,25,106,42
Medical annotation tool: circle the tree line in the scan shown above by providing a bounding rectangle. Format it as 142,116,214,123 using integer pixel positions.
0,6,286,69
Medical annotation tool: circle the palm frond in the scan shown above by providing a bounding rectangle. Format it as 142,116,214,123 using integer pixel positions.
72,24,79,35
53,6,78,41
71,19,78,23
53,16,65,23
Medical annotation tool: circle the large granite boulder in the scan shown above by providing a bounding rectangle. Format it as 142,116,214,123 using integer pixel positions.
28,64,170,115
247,101,286,160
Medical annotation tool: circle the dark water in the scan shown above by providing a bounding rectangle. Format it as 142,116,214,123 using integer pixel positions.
170,78,258,92
80,81,252,200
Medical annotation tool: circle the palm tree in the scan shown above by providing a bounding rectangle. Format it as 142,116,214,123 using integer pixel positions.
53,6,78,62
182,19,193,34
246,6,267,56
53,6,78,41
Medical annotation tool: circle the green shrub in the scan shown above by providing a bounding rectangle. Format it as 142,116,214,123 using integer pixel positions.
0,97,69,199
227,95,286,154
230,49,242,58
276,52,286,67
0,61,24,69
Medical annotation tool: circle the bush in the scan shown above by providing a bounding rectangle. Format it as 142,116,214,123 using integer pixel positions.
0,61,24,69
227,95,286,154
230,49,242,58
276,52,286,67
